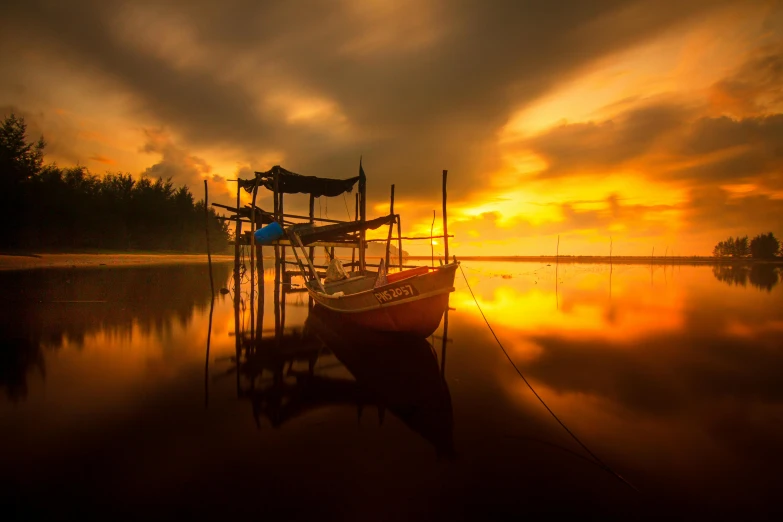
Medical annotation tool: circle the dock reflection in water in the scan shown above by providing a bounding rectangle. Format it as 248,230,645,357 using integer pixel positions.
228,303,454,458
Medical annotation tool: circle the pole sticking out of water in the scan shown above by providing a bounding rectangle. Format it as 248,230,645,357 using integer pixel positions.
204,180,214,298
430,210,436,268
442,170,449,264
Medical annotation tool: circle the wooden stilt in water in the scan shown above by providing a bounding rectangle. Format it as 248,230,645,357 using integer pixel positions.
430,210,435,267
273,170,281,335
249,177,260,338
256,242,264,335
359,158,367,274
309,194,316,309
234,180,242,292
385,184,394,270
397,215,403,270
279,190,286,292
442,170,448,264
203,180,214,297
352,192,359,270
233,180,242,397
308,194,315,265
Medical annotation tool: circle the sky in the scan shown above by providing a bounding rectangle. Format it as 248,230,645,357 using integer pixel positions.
1,0,781,256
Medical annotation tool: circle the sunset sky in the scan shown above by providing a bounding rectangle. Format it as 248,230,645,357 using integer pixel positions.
2,0,781,256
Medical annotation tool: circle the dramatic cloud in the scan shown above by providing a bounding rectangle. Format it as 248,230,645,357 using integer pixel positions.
1,0,780,254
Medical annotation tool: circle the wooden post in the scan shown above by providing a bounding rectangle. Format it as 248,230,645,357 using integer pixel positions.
249,177,260,338
352,192,359,269
234,180,242,283
442,170,448,264
273,170,281,310
256,249,264,333
204,180,214,297
359,159,367,274
396,215,403,270
279,190,286,292
308,194,315,264
385,184,394,270
430,210,435,267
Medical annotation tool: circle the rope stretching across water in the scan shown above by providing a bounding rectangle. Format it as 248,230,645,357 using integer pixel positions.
458,264,639,493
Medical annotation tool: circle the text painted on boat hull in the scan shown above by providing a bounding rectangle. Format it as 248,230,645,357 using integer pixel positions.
374,282,419,304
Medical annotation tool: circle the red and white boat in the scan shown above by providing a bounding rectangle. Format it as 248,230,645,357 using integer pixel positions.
284,219,457,337
306,263,457,337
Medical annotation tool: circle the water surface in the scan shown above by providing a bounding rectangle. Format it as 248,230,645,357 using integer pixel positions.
1,260,781,519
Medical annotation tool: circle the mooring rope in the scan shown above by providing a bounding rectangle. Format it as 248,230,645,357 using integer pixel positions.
458,264,639,492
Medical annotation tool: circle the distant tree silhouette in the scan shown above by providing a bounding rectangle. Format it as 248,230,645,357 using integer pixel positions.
713,235,750,257
750,232,780,259
0,114,230,252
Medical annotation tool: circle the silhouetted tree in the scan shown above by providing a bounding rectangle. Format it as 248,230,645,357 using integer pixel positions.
750,232,780,259
713,235,750,257
0,114,230,252
0,114,45,246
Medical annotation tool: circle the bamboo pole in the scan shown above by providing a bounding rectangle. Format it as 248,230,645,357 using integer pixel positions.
442,170,449,264
430,210,435,267
234,180,242,285
249,177,260,338
397,214,403,270
352,192,359,269
273,171,281,330
359,159,367,273
385,184,394,269
204,180,214,297
279,190,285,291
308,194,315,266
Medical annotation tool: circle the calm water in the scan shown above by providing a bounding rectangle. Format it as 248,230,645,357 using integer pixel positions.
1,260,781,520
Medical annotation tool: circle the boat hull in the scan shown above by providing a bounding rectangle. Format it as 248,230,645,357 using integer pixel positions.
307,263,457,337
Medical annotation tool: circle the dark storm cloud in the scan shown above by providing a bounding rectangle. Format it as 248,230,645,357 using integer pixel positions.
521,42,783,190
524,105,783,186
710,42,783,115
524,102,690,177
0,0,731,199
684,186,783,233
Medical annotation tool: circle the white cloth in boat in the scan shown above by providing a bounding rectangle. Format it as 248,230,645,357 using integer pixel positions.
325,258,348,283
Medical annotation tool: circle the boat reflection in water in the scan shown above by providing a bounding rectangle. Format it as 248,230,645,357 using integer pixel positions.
226,298,454,459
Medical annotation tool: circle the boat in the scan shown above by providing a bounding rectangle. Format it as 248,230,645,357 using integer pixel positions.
283,218,458,337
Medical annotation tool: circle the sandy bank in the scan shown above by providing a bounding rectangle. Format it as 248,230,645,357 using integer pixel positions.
0,253,234,271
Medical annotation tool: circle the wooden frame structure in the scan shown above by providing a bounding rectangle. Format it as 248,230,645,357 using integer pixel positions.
214,165,452,314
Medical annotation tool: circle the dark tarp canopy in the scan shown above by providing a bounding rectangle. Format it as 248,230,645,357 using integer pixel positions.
290,215,394,246
239,165,360,197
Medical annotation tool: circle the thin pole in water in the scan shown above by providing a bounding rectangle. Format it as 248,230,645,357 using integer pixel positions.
204,180,214,297
442,170,449,264
430,210,436,267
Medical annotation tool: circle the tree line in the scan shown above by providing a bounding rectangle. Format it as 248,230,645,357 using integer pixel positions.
713,233,781,259
0,114,230,252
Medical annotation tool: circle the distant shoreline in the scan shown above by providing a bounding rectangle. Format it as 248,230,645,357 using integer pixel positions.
2,251,781,271
407,255,783,265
